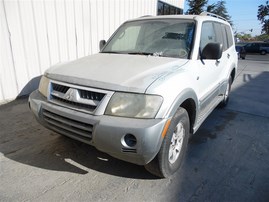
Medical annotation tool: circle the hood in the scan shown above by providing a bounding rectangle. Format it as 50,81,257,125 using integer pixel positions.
46,53,188,93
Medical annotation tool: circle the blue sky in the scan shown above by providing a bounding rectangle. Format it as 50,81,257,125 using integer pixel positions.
184,0,265,36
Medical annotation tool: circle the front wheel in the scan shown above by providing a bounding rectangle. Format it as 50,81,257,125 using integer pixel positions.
145,107,190,178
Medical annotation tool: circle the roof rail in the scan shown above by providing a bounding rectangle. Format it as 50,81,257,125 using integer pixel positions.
200,12,227,21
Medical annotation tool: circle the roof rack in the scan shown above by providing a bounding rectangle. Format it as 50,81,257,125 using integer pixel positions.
200,12,227,21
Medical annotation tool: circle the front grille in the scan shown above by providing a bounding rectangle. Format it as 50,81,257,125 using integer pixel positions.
49,81,108,114
42,109,93,141
78,89,105,101
52,83,69,94
51,95,96,111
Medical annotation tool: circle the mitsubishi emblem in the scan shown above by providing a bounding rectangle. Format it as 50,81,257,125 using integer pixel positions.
65,88,76,101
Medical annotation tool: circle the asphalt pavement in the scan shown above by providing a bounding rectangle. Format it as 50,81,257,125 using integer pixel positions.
0,54,269,202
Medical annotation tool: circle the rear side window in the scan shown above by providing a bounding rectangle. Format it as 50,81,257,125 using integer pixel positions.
225,25,233,48
261,43,269,47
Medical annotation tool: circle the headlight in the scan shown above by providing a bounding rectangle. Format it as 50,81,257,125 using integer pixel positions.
105,92,163,119
38,76,50,97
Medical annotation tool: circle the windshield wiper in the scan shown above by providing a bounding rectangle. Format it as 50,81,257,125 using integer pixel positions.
102,51,154,56
127,52,153,56
101,51,124,54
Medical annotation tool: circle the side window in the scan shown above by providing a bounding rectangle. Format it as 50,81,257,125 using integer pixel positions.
254,43,260,48
214,22,227,51
200,22,216,51
225,25,233,48
221,24,228,51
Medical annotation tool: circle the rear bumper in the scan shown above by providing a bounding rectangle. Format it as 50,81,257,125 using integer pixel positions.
29,90,167,165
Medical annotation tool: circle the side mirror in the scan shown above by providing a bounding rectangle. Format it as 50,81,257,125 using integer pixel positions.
99,40,106,51
201,43,223,60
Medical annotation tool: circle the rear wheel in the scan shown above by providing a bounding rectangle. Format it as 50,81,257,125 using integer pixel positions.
260,50,266,55
145,107,190,178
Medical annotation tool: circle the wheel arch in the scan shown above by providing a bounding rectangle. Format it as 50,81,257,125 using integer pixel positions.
165,88,198,134
230,67,236,83
180,99,196,134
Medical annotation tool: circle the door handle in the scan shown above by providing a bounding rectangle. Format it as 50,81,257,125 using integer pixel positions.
227,53,230,59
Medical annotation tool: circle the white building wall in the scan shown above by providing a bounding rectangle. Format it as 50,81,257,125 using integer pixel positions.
0,0,184,102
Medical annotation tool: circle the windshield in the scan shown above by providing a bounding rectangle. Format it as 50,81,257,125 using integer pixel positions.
102,19,195,59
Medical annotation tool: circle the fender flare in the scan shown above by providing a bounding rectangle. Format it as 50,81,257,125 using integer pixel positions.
164,88,198,120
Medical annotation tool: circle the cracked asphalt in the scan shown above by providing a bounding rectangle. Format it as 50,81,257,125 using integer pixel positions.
0,55,269,202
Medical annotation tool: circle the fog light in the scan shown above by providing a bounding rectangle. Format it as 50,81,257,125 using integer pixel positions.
124,134,137,147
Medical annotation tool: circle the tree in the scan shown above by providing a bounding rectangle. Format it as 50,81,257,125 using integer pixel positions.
255,33,269,41
257,1,269,34
235,33,253,41
206,0,233,26
186,0,233,26
186,0,208,15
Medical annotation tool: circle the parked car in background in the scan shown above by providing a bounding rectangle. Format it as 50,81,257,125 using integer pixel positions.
29,12,237,178
243,42,269,55
235,45,246,59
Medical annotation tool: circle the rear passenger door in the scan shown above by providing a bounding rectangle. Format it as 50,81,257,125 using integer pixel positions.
217,23,235,94
214,22,229,81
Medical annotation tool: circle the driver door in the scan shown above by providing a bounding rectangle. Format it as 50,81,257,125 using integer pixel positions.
194,21,224,117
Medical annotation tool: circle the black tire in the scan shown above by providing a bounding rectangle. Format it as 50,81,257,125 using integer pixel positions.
145,107,190,178
260,50,266,55
240,53,246,59
219,76,232,108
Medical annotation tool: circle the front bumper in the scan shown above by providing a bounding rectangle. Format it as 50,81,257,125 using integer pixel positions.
29,90,167,165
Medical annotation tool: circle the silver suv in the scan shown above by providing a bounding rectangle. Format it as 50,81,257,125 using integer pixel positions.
29,12,238,177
